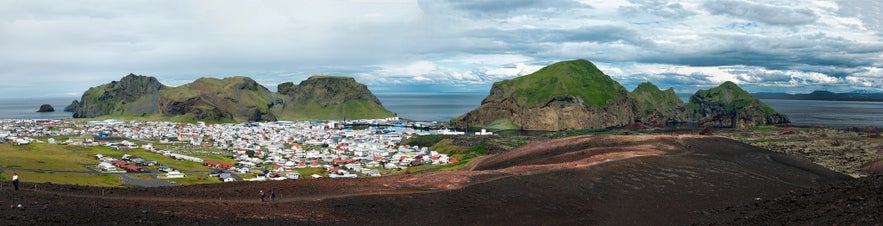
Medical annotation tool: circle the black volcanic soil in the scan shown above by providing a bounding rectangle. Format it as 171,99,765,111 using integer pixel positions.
0,135,859,225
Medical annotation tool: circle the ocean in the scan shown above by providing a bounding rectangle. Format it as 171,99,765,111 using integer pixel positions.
0,97,75,120
758,99,883,128
1,95,881,128
375,93,487,122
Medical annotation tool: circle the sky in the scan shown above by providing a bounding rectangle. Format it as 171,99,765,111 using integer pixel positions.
1,0,882,99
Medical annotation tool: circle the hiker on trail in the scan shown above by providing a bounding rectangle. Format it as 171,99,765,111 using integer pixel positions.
12,173,19,191
270,191,275,202
260,190,265,202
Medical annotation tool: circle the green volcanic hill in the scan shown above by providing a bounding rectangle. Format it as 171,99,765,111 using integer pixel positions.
70,74,392,122
159,76,278,122
71,73,167,118
687,81,789,128
629,82,686,124
274,76,394,121
452,59,636,131
454,59,789,131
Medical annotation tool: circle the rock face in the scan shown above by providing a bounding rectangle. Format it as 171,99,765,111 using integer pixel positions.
73,73,166,118
275,76,394,121
70,74,392,122
687,81,789,128
37,104,55,112
452,59,635,131
454,59,789,131
629,82,686,124
63,100,79,112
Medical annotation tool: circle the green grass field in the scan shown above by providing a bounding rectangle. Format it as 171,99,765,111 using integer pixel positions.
0,143,234,186
0,171,122,187
0,143,118,172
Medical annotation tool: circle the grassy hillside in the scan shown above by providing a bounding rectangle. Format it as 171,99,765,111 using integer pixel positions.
487,59,629,107
74,74,166,118
160,76,276,123
277,76,394,120
629,82,685,116
687,81,776,113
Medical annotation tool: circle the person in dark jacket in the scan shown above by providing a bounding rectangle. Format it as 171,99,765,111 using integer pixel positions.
12,173,19,191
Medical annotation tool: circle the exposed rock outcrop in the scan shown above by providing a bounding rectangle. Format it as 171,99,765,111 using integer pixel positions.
37,104,55,112
687,81,789,128
452,59,635,131
275,76,394,121
73,73,166,118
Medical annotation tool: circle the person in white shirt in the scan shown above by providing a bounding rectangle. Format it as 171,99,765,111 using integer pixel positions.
12,173,19,191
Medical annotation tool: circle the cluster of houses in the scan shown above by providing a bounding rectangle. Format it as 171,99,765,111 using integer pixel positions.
94,154,146,172
2,118,467,181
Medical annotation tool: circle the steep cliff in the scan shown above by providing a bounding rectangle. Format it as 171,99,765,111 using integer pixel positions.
63,100,79,112
275,76,394,121
687,81,789,128
452,59,635,131
159,77,278,122
629,82,686,124
73,74,166,118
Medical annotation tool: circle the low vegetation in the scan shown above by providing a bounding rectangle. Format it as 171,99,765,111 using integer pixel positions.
486,59,628,108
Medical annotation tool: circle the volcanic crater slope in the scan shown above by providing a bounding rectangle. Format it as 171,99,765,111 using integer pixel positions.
0,135,849,225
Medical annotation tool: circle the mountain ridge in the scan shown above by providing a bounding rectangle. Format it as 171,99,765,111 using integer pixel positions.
69,74,393,122
453,59,789,130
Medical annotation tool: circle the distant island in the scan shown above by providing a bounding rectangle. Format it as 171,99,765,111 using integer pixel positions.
753,90,883,102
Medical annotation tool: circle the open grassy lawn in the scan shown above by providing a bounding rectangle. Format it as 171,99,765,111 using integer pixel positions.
0,171,122,187
0,143,235,186
0,143,119,172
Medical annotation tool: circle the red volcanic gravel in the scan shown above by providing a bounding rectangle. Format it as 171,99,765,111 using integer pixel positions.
0,135,859,225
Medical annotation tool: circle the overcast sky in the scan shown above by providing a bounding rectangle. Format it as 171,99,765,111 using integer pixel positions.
2,0,882,99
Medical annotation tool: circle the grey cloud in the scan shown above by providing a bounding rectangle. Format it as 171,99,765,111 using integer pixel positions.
617,72,716,93
418,0,588,17
835,0,883,34
635,33,883,77
470,26,653,48
704,0,819,26
619,0,697,19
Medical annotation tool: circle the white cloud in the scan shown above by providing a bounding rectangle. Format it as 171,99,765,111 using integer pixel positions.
2,0,883,98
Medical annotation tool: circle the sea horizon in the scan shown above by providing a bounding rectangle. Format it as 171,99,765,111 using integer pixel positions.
2,94,882,128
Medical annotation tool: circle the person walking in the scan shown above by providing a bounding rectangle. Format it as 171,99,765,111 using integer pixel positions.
12,173,19,191
270,191,275,202
260,190,265,202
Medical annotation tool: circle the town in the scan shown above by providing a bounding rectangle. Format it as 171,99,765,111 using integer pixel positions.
0,118,486,185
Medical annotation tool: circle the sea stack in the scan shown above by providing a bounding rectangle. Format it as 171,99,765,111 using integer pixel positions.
37,104,55,112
